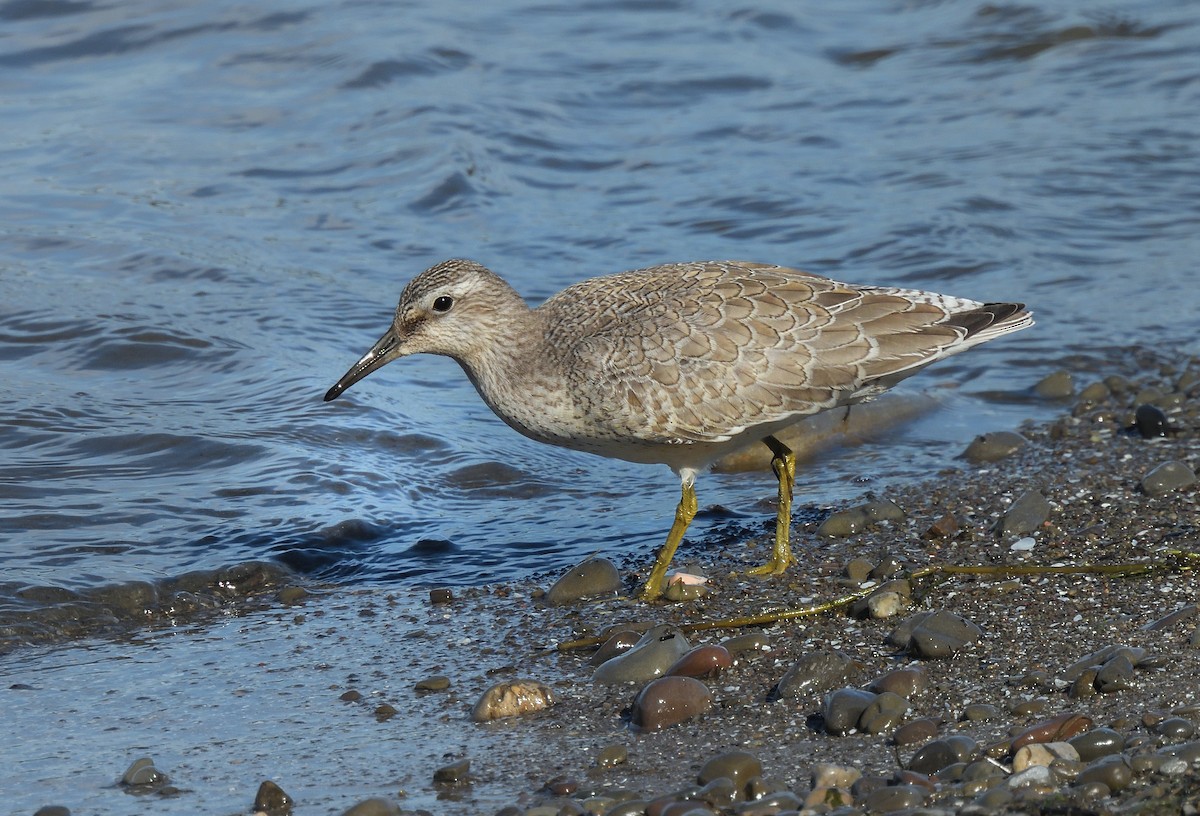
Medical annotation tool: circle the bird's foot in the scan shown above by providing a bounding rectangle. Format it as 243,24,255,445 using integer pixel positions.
745,554,794,577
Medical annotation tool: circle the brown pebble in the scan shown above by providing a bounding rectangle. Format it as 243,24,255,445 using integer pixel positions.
632,676,712,731
922,511,960,539
414,674,451,691
428,588,453,604
1012,712,1093,751
894,718,939,746
544,775,578,795
373,703,397,721
666,645,732,679
339,689,362,702
868,666,927,698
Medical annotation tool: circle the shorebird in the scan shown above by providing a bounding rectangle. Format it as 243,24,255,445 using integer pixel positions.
325,259,1032,600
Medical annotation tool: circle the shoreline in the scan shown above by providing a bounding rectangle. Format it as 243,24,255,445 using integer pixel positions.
6,353,1199,816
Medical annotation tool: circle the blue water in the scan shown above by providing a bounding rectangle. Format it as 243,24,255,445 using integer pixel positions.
2,0,1199,613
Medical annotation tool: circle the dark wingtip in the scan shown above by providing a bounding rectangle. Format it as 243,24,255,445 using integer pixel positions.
323,385,341,402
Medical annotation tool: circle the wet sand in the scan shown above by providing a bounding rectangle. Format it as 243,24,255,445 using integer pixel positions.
7,353,1199,816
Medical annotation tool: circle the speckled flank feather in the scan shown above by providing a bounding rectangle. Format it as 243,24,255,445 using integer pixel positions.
349,259,1031,473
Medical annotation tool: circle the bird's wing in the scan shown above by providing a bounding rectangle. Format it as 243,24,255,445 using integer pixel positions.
545,261,1023,445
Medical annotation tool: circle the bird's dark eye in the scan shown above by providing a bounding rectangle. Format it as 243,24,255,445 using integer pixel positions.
432,296,454,313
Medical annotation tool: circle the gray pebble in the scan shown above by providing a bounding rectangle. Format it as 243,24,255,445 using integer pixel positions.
432,758,470,785
963,430,1027,464
544,557,621,605
592,624,690,685
822,687,877,736
1094,653,1135,693
341,797,402,816
858,691,908,734
818,506,870,537
1075,754,1132,792
861,783,926,812
1140,461,1197,496
1034,370,1074,398
995,489,1050,537
892,610,982,658
776,649,860,699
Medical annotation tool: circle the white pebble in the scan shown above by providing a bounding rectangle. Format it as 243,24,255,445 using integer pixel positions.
1010,537,1036,551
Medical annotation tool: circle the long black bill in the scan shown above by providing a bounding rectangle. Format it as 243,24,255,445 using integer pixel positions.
324,329,400,401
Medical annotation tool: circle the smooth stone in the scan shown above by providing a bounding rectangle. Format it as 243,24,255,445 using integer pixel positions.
253,780,293,816
720,632,770,659
471,679,554,721
845,557,874,582
662,578,708,602
545,557,621,605
1075,755,1133,792
923,511,960,540
543,775,578,795
1094,653,1135,693
963,430,1027,463
1141,461,1197,496
33,808,71,816
1013,713,1094,750
593,624,690,685
697,750,763,793
858,691,908,735
277,585,308,605
1062,644,1146,680
737,790,804,812
428,587,453,604
373,703,397,721
869,666,927,698
596,744,628,768
666,645,732,679
1034,370,1074,398
818,506,869,537
860,784,925,812
1134,403,1170,437
962,703,1000,722
414,674,451,691
341,798,402,816
893,718,938,747
589,629,641,665
895,610,982,658
946,734,980,762
862,497,905,523
995,489,1050,537
822,687,877,736
1069,728,1126,762
775,649,860,698
121,757,166,787
632,676,712,731
432,758,470,785
1078,381,1110,403
1153,717,1195,742
907,739,959,775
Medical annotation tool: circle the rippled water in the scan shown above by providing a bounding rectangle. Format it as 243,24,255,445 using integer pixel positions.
3,0,1199,631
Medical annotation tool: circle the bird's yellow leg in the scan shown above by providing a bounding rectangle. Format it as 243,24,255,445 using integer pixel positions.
747,434,796,576
640,479,698,601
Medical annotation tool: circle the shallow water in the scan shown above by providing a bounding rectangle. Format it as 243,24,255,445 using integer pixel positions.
2,0,1199,638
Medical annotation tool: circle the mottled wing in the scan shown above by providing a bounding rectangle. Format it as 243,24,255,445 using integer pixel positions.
544,261,1025,445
